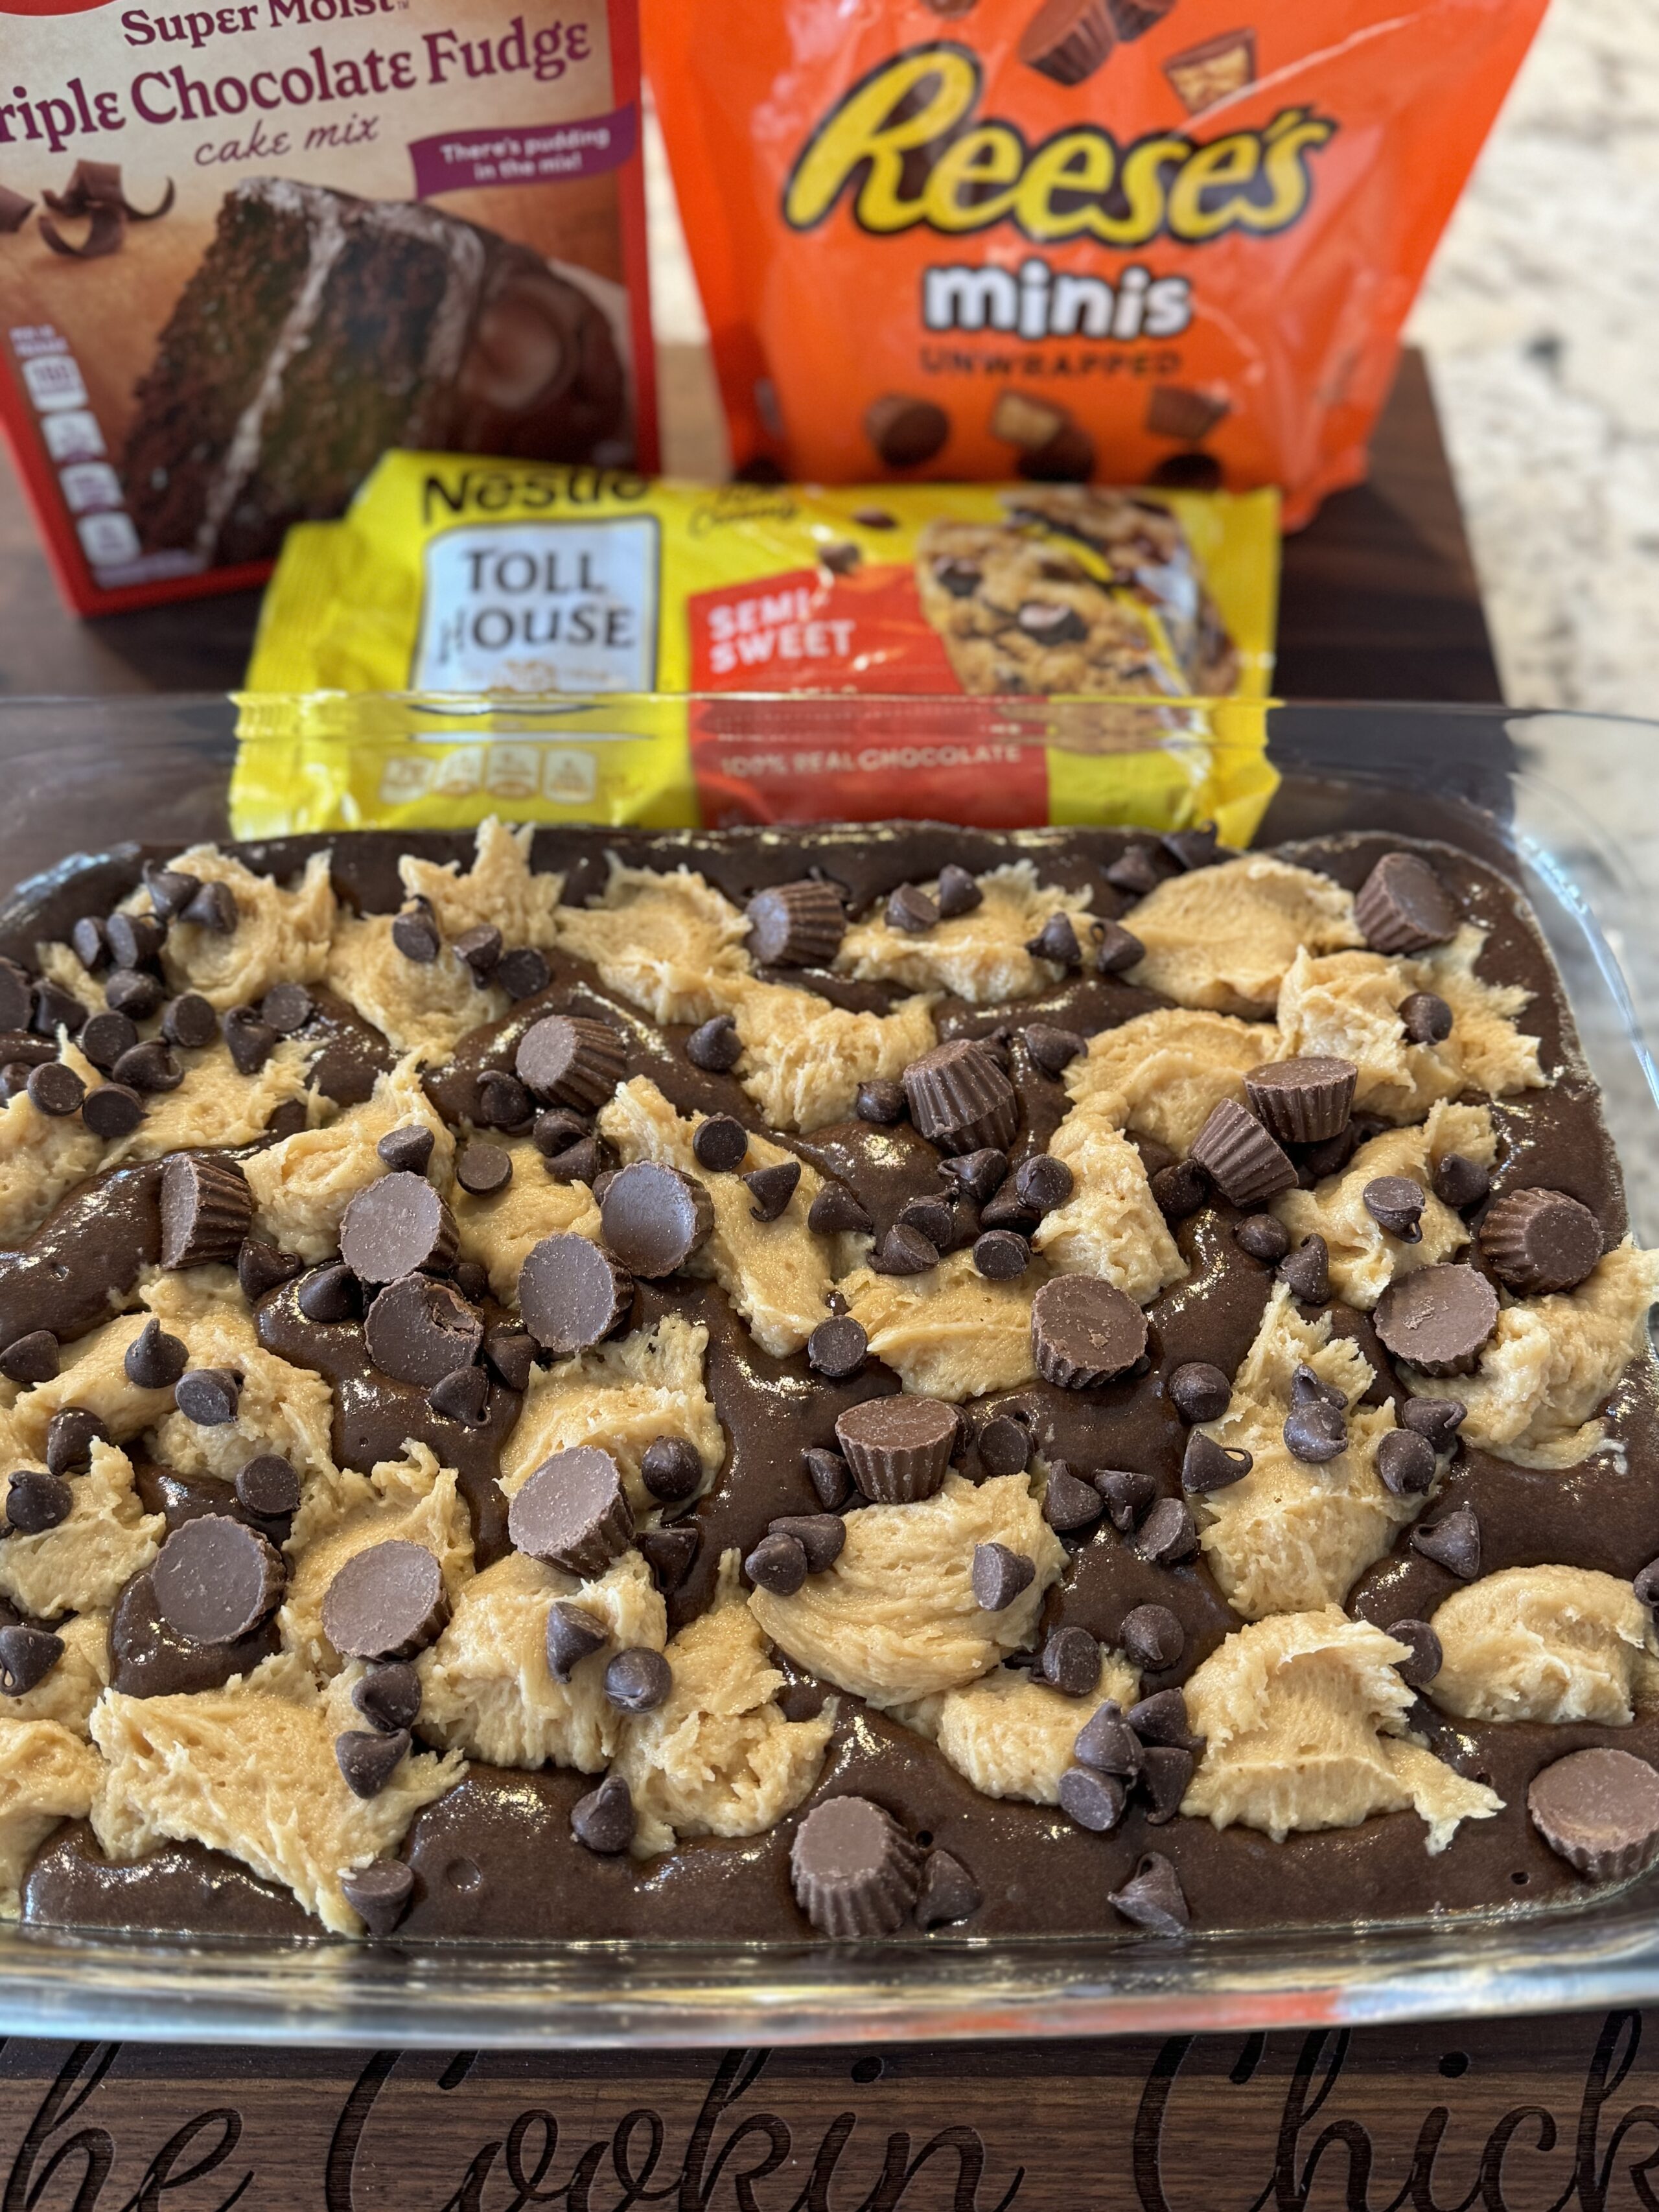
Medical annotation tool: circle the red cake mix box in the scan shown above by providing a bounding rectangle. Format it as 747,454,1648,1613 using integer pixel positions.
0,0,654,616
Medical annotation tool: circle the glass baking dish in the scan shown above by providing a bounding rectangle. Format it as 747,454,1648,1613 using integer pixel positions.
0,692,1654,2049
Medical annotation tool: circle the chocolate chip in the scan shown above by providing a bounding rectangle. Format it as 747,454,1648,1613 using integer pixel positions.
1058,1766,1126,1833
903,1039,1019,1155
26,1062,83,1118
855,1077,906,1124
456,1141,513,1198
475,1070,531,1130
973,1229,1029,1280
453,1260,490,1305
976,1413,1030,1477
178,878,236,934
531,1108,588,1160
1479,1186,1603,1296
802,1447,853,1510
1096,1468,1157,1533
1375,1426,1437,1496
1279,1235,1330,1304
1152,1159,1209,1221
1094,918,1144,974
1030,1274,1148,1388
745,1161,801,1222
160,993,217,1050
746,880,847,965
498,948,551,1001
1432,1152,1490,1211
1026,913,1083,967
0,1624,63,1695
1395,991,1453,1048
365,1275,483,1390
769,1513,846,1574
641,1436,702,1506
1284,1399,1347,1463
835,1393,959,1502
323,1539,448,1659
898,1197,954,1252
1375,1263,1498,1379
1362,1175,1424,1242
1043,1463,1104,1533
234,1453,301,1520
220,1010,276,1077
297,1262,359,1324
336,1728,411,1799
1528,1747,1659,1881
1163,824,1219,871
516,1014,627,1112
341,1172,458,1284
1106,846,1165,897
140,865,198,922
45,1407,105,1475
1023,1024,1086,1079
32,983,84,1038
807,1316,867,1380
454,924,503,980
790,1795,921,1935
342,1861,414,1937
153,1515,284,1642
78,1010,136,1075
1388,1618,1443,1689
1234,1213,1290,1264
871,1224,938,1275
106,911,165,970
571,1774,634,1856
104,969,163,1020
124,1317,187,1390
1110,1852,1190,1936
1120,1603,1184,1671
80,1081,143,1142
691,1115,747,1174
1400,1396,1466,1449
1041,1626,1100,1697
390,903,440,962
1138,1496,1201,1568
1168,1361,1229,1423
886,883,939,934
1181,1432,1251,1495
1244,1056,1357,1145
1014,1154,1073,1215
1126,1692,1194,1752
1356,852,1458,954
936,865,982,920
599,1163,713,1279
509,1446,634,1575
546,1601,609,1682
160,1152,254,1272
1141,1744,1195,1824
70,917,106,970
1074,1705,1143,1778
938,1152,1005,1211
430,1364,490,1426
686,1016,742,1073
934,556,981,597
0,1331,56,1387
0,962,29,1031
1411,1505,1481,1579
545,1137,601,1187
605,1647,672,1713
746,1531,809,1595
964,1542,1031,1614
377,1124,435,1176
1190,1099,1296,1207
6,1471,71,1533
807,1182,872,1235
914,1847,980,1929
174,1367,240,1426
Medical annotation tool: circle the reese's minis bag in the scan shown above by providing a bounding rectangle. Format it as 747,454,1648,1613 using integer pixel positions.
0,0,653,617
237,451,1279,836
642,0,1546,525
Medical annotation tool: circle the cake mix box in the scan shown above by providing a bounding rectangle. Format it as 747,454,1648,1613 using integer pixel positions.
643,0,1546,526
0,0,653,616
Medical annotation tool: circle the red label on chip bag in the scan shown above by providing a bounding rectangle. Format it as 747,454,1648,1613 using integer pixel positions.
688,566,961,692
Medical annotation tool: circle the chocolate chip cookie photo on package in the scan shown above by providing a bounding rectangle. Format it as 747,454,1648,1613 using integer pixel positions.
644,0,1547,520
0,0,655,617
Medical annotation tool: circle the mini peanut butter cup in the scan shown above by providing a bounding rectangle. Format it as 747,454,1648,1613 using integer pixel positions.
1527,1748,1659,1881
515,1014,627,1112
1355,852,1459,954
153,1515,284,1645
835,1394,958,1502
902,1040,1019,1156
790,1795,923,1937
340,1172,458,1284
599,1162,714,1278
1189,1099,1296,1207
1245,1057,1357,1145
864,394,949,469
1375,1264,1498,1375
1030,1274,1148,1388
745,880,846,967
1018,0,1115,85
508,1445,634,1575
159,1153,253,1269
365,1274,484,1389
322,1540,448,1660
518,1233,633,1358
1478,1187,1602,1295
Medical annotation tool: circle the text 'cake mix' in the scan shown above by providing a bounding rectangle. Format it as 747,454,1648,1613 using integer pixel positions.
0,0,654,616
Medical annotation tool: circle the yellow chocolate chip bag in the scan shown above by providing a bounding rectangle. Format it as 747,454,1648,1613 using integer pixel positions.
236,451,1278,838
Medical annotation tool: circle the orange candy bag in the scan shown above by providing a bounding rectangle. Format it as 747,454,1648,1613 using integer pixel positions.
644,0,1546,525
